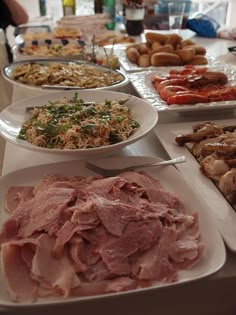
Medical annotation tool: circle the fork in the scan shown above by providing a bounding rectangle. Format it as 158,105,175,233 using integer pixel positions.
25,97,131,112
85,156,186,177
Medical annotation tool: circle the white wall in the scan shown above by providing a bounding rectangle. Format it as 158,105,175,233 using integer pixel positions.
195,0,234,26
15,0,234,26
17,0,40,18
226,0,236,27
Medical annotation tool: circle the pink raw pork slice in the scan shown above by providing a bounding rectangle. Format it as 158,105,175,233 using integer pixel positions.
0,171,204,303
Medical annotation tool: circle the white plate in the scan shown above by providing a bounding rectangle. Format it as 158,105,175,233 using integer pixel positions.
0,156,226,307
119,48,221,73
117,29,198,73
155,119,236,251
128,64,236,111
12,38,86,62
2,59,129,92
0,90,158,157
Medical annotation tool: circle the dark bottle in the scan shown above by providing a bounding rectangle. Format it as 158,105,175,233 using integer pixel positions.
126,19,143,36
125,7,145,36
94,0,103,13
39,0,46,16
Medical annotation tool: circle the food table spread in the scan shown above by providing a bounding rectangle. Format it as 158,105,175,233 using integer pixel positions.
1,30,236,314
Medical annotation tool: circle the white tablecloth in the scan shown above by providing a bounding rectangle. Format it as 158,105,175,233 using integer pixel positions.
1,31,236,314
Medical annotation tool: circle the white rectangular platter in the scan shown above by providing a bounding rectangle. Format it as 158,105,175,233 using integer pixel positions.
12,38,85,62
155,119,236,251
116,29,204,73
118,47,220,73
0,156,225,307
128,64,236,112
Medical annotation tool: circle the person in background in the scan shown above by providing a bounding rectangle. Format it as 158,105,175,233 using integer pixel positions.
0,0,29,62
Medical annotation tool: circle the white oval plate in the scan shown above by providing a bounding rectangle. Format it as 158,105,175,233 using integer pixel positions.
0,156,226,307
2,59,129,92
0,90,158,157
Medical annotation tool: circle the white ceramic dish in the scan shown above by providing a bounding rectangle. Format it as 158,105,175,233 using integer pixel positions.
2,59,129,92
155,119,236,251
14,32,82,45
118,48,220,73
117,29,198,73
0,90,158,157
128,64,236,111
12,38,86,62
0,156,226,307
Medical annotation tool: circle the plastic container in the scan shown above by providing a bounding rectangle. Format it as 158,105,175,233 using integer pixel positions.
115,15,125,32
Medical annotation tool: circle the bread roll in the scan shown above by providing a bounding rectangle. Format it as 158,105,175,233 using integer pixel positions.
152,44,174,54
151,52,182,66
138,54,151,67
188,45,206,55
175,47,196,63
145,32,168,45
138,43,150,54
186,55,208,65
180,39,195,47
151,41,162,50
126,47,140,63
165,33,182,48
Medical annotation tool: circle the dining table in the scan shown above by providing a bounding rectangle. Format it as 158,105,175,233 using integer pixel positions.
1,29,236,315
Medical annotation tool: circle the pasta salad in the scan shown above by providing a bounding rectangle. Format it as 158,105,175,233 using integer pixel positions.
18,93,140,149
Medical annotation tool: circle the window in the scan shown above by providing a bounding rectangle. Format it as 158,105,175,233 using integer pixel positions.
191,0,229,26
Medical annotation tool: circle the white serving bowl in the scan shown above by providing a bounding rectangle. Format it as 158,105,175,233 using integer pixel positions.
0,90,158,157
2,59,129,92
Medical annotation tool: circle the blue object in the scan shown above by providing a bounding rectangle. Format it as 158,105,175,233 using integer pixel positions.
186,14,220,38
